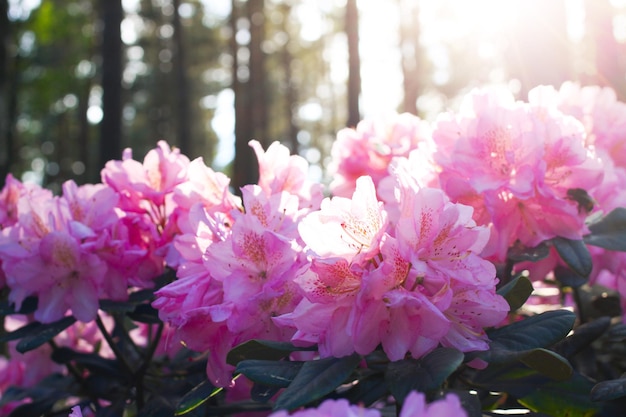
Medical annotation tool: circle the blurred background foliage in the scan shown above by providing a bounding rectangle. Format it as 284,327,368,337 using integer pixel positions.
1,0,625,193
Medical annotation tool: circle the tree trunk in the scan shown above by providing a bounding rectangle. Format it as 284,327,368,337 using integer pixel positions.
345,0,361,127
0,0,11,185
398,0,422,115
172,0,192,156
99,0,123,168
231,0,257,192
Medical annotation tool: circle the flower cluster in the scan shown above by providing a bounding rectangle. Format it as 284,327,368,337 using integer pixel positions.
4,82,626,417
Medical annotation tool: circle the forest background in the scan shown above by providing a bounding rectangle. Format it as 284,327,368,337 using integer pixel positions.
1,0,625,192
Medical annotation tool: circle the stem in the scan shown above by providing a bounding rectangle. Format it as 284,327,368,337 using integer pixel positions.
95,313,134,376
572,286,586,324
47,339,83,383
134,322,164,410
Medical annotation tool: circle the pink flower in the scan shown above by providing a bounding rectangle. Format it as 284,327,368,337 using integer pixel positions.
298,176,387,265
399,391,468,417
328,113,434,198
250,140,323,211
279,172,507,361
433,87,604,262
268,398,380,417
69,405,84,417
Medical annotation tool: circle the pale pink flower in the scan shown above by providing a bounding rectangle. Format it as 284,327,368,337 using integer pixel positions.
328,112,434,198
298,176,387,265
250,140,323,211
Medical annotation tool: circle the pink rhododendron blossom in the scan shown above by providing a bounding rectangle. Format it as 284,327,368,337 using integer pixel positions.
399,391,468,417
0,179,155,322
298,176,387,265
154,142,324,387
328,113,434,198
250,140,323,211
268,398,380,417
433,87,604,262
278,171,508,360
267,391,467,417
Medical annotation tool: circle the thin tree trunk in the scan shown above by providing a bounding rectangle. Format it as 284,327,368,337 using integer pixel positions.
398,0,422,115
231,0,258,193
346,0,361,127
172,0,192,156
280,3,298,154
99,0,123,167
0,0,11,185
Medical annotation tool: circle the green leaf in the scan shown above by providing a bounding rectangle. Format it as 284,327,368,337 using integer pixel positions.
553,265,588,288
274,353,360,411
99,299,139,314
591,378,626,402
51,347,124,379
553,317,611,358
585,207,626,251
344,374,388,407
0,321,43,343
552,237,592,278
497,274,534,311
519,348,572,381
250,383,281,403
507,240,550,263
227,339,316,366
175,380,222,416
385,347,464,403
475,310,576,364
236,360,303,387
15,316,77,353
127,303,161,324
0,297,38,316
518,372,598,417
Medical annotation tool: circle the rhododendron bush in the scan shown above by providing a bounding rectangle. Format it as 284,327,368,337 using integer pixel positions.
3,84,626,417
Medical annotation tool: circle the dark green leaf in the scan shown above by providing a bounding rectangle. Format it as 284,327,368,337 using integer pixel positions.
137,396,175,417
552,237,592,278
507,241,550,262
227,339,316,366
274,353,360,410
385,347,464,403
127,303,161,324
0,321,43,343
475,310,576,364
250,383,281,403
585,207,626,251
518,372,599,417
343,374,388,407
99,299,138,314
553,317,611,358
7,397,58,417
497,274,534,311
591,378,626,402
16,316,76,353
0,297,38,316
236,360,303,387
519,348,572,381
553,265,588,288
51,347,124,379
175,380,222,416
